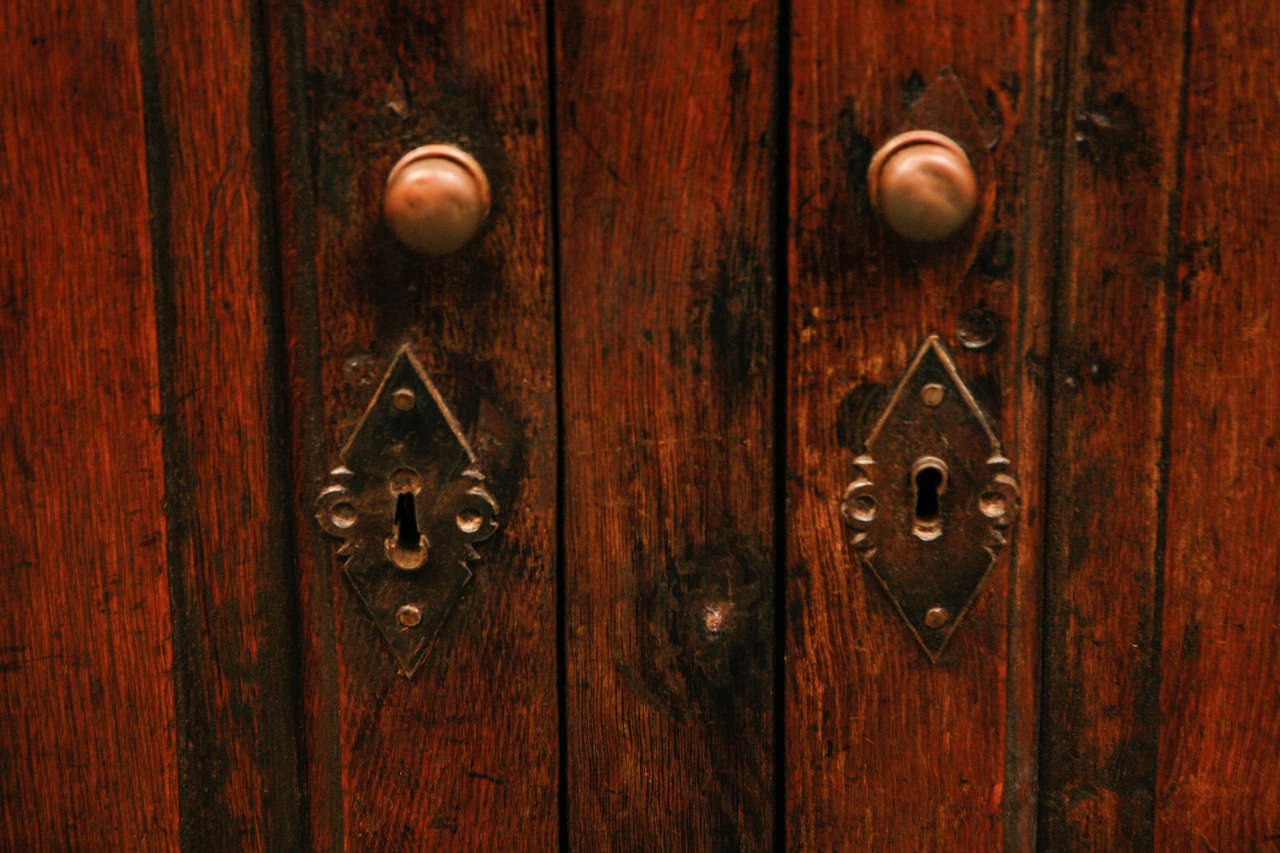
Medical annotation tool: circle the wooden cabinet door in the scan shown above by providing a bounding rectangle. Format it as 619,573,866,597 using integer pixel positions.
2,1,1277,850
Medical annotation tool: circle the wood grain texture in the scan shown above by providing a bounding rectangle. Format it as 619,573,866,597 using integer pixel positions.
268,0,558,848
0,0,179,847
785,1,1046,848
1035,0,1189,848
141,0,306,846
1156,1,1280,846
555,1,778,849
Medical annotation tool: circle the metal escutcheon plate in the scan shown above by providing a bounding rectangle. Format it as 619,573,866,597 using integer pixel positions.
316,346,500,677
840,335,1018,660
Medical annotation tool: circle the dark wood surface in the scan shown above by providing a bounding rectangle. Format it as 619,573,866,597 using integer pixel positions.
1156,1,1280,846
554,0,779,849
4,1,1280,849
1035,0,1189,848
0,0,179,846
268,0,559,849
142,0,306,846
785,1,1048,849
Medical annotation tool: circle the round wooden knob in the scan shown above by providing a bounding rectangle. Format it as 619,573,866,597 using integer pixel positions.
384,144,490,255
867,131,977,242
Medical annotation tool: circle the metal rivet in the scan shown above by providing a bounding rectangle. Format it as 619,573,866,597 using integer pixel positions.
388,467,422,494
957,307,1000,350
868,130,978,242
330,501,357,529
924,606,950,629
392,388,416,410
397,604,422,628
921,383,946,407
848,494,876,523
384,144,490,255
980,491,1008,518
702,602,730,634
456,509,483,534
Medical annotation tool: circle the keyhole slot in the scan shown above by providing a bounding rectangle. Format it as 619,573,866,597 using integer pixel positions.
912,457,948,541
394,492,421,549
387,467,428,570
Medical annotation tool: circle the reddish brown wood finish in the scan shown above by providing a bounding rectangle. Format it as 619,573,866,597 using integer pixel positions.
8,3,1280,849
1035,1,1189,848
785,1,1047,849
268,0,558,849
1156,1,1280,845
555,1,779,848
143,0,307,846
0,0,179,847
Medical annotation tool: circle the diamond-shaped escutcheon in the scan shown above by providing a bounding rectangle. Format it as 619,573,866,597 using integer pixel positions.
840,336,1018,660
316,346,499,677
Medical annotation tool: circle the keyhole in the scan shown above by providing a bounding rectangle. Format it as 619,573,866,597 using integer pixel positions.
387,467,428,569
912,457,948,541
394,492,421,549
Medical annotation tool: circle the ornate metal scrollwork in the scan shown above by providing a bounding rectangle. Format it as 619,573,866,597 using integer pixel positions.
317,345,499,677
840,335,1018,660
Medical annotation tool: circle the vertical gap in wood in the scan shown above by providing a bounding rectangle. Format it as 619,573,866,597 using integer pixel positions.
262,0,342,846
771,0,791,850
1008,0,1051,847
1147,0,1197,837
545,0,568,849
133,0,195,843
249,0,312,843
1036,0,1193,844
1032,0,1078,843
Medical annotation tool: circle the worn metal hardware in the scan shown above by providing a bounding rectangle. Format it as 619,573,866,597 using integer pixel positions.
317,345,499,676
868,130,978,243
840,336,1018,660
384,144,491,255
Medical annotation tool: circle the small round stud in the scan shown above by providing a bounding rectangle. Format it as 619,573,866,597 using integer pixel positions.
921,383,946,407
397,604,423,628
384,144,490,255
868,130,977,242
392,387,416,411
329,501,357,529
702,602,731,635
924,606,950,629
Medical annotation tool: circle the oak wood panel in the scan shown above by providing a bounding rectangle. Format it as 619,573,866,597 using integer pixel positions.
142,0,306,846
1035,1,1189,848
0,0,179,847
786,1,1047,848
1156,2,1280,846
268,0,558,848
555,1,779,848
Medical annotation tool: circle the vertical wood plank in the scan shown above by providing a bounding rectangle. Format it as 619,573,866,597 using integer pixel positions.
141,0,306,845
555,1,779,848
0,0,179,847
266,0,558,848
1035,0,1189,848
1156,1,1280,845
786,1,1046,848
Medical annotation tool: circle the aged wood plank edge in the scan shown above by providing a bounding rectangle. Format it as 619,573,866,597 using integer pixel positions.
785,10,1041,849
544,0,569,847
556,2,778,847
0,0,179,844
773,4,792,851
265,2,561,848
1146,0,1195,843
134,0,310,845
1032,0,1194,846
1153,0,1280,843
261,0,341,849
1013,0,1071,846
